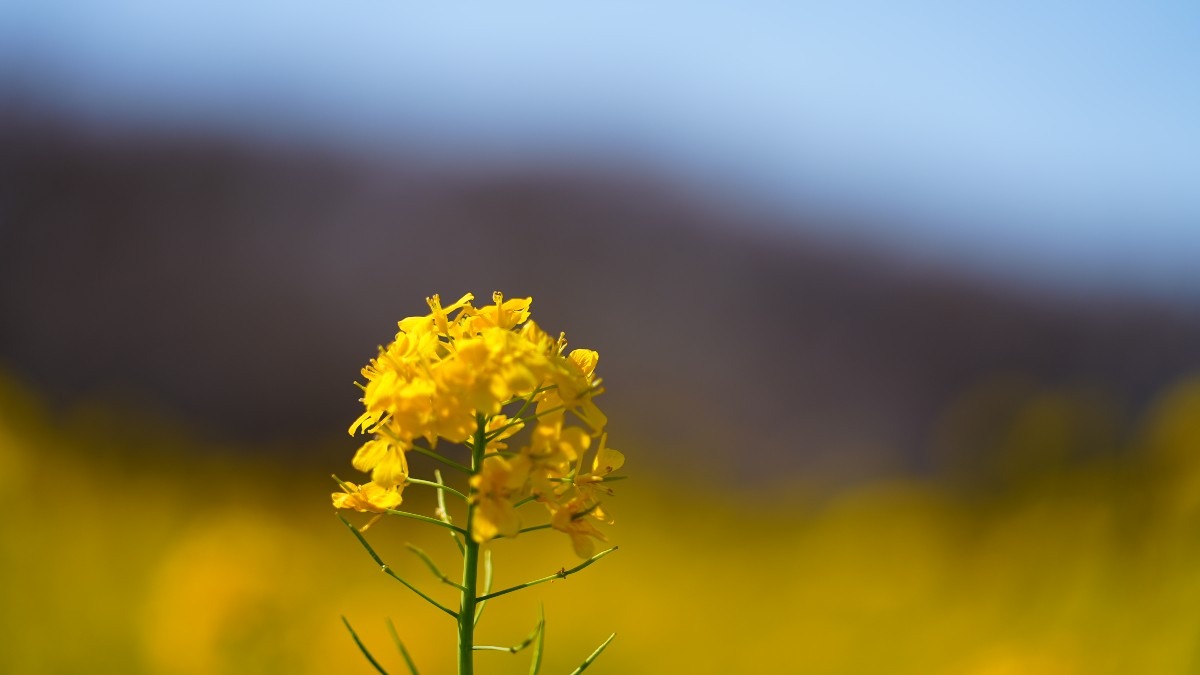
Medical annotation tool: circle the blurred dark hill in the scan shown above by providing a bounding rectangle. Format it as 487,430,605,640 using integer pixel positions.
3,113,1199,482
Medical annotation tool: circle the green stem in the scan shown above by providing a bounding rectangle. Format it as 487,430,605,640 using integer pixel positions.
476,546,618,602
407,543,468,592
408,444,472,473
486,385,553,441
407,477,468,501
459,535,480,675
458,414,487,675
383,508,468,535
513,494,541,508
491,523,553,540
338,515,459,619
548,475,627,484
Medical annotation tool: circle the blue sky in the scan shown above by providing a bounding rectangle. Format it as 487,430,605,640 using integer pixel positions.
3,1,1198,293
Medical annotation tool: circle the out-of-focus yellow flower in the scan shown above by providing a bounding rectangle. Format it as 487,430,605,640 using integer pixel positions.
483,414,524,452
566,433,625,523
550,497,608,558
523,420,589,497
469,455,530,542
577,433,624,483
528,419,592,465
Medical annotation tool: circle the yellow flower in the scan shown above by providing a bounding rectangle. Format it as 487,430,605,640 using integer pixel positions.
351,438,410,488
341,290,621,551
569,434,624,503
568,349,599,381
534,348,607,431
550,497,607,558
429,292,475,335
470,291,532,331
469,455,530,542
523,419,589,497
444,328,542,415
331,480,404,513
555,433,625,524
483,414,524,453
527,418,591,464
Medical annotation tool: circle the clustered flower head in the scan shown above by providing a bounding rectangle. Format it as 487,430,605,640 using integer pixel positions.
333,291,623,557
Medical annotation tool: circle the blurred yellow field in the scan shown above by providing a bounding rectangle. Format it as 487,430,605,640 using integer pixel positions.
4,372,1200,673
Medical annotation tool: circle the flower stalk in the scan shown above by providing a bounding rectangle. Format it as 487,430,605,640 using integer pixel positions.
457,415,487,675
331,291,626,674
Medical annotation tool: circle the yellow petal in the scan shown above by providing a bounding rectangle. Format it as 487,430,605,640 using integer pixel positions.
370,448,409,487
574,399,608,432
348,411,375,436
592,438,625,475
558,427,592,462
571,532,596,559
351,439,389,473
568,349,599,378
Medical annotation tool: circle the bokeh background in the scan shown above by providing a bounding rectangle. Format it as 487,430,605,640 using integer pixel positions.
3,2,1200,673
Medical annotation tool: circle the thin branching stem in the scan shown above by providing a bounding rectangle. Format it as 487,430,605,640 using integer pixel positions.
513,495,541,508
407,477,468,501
472,611,544,653
521,405,564,425
338,514,460,619
383,508,468,535
486,384,557,441
481,404,567,445
548,475,627,484
407,544,468,591
490,523,552,541
476,547,618,602
408,444,472,473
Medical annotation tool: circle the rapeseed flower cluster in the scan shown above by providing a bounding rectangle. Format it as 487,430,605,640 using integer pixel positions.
333,291,623,557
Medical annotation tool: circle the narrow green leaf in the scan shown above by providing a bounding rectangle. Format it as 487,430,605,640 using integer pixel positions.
385,618,420,675
568,633,616,675
474,550,494,627
406,543,467,591
340,616,388,675
407,443,472,473
528,605,545,675
475,610,545,654
434,470,467,556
